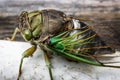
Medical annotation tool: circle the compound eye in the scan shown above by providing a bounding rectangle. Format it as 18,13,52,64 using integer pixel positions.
22,29,32,41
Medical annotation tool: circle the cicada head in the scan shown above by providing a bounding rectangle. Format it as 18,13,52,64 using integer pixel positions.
19,11,43,41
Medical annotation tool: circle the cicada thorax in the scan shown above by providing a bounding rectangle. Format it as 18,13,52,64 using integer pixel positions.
41,10,66,33
38,9,70,39
29,9,71,40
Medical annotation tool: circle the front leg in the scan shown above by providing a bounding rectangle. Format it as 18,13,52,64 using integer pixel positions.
5,27,20,41
17,45,37,80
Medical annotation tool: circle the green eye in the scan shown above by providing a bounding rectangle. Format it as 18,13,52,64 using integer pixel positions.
22,29,32,41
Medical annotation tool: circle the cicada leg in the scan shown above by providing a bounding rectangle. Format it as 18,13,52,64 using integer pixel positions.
44,52,53,80
5,27,19,41
17,45,37,80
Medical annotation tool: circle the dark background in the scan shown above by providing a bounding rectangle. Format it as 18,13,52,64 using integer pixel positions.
0,0,120,50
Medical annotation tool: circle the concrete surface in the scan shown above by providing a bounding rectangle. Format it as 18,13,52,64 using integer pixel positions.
0,40,120,80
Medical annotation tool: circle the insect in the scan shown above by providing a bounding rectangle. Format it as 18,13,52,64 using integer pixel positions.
7,9,120,80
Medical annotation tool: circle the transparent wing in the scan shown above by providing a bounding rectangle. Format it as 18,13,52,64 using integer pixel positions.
91,19,120,50
47,24,120,68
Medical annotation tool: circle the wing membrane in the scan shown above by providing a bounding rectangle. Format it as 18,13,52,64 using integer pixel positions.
47,24,120,68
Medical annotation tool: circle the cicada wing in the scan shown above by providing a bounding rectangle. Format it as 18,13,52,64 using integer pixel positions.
75,16,120,50
91,19,120,51
47,24,120,68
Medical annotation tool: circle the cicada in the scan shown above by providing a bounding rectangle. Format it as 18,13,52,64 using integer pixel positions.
8,9,120,80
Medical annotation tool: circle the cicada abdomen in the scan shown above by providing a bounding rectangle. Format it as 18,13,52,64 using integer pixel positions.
39,9,69,39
